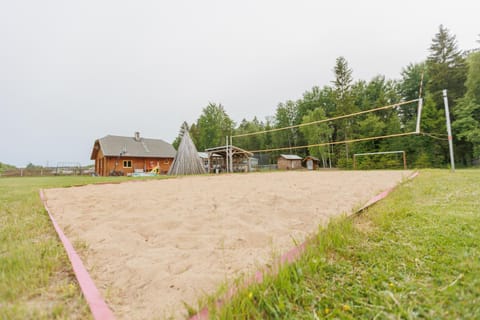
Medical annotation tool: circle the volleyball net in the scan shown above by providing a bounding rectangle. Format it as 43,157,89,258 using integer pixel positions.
229,98,423,168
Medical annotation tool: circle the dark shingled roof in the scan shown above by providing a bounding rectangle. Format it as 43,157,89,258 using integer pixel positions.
91,135,176,159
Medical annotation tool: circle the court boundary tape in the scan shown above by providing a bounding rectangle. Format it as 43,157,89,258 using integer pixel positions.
189,171,419,319
39,171,419,320
39,189,115,320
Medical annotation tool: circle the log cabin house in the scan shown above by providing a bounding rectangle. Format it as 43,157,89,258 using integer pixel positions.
90,132,176,176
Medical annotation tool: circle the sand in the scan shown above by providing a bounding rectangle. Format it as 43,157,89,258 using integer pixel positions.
44,170,412,319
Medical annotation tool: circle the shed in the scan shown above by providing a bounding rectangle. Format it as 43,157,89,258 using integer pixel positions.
277,154,303,170
90,132,176,176
303,156,320,170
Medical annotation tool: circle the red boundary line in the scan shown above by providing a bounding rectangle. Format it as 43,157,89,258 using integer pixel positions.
39,189,115,320
38,171,419,320
189,171,419,319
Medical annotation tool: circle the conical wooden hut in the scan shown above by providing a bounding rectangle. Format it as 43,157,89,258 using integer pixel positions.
168,124,206,175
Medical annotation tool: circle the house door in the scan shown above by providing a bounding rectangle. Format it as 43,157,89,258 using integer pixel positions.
307,159,313,170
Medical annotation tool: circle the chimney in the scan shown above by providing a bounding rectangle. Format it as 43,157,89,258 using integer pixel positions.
134,131,141,141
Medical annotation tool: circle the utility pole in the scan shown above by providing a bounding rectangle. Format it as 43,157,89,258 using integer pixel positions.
443,89,455,172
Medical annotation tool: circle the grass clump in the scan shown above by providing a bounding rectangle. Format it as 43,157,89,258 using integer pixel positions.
208,170,480,319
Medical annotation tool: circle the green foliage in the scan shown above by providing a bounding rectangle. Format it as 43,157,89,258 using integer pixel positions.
427,25,467,108
192,103,235,150
332,56,357,163
399,62,428,125
273,100,301,152
185,26,477,167
464,51,480,102
299,108,332,166
400,62,427,101
414,152,432,168
234,117,267,152
0,162,16,173
453,52,480,158
26,163,43,169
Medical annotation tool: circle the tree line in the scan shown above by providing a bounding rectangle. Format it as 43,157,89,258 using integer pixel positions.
175,25,479,168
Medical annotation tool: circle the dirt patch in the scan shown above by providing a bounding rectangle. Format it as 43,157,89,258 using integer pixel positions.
44,170,411,319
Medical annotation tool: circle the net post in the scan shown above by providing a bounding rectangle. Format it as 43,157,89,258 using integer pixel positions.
353,154,357,169
403,151,407,170
225,136,229,173
416,98,423,134
443,90,455,172
229,136,233,173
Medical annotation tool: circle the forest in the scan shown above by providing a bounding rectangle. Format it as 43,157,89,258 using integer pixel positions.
175,25,480,169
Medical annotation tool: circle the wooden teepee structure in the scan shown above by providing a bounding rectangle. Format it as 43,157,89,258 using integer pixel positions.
168,123,206,175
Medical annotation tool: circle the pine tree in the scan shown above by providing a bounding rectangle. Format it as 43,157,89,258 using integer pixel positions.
332,56,356,164
427,25,467,109
426,25,468,165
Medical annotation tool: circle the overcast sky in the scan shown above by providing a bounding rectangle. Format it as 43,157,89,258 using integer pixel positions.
1,0,478,167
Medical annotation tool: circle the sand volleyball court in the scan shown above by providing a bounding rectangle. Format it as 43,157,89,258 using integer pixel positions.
44,170,411,319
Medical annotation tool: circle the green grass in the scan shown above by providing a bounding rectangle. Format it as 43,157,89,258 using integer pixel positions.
0,175,168,319
207,169,480,319
2,171,480,319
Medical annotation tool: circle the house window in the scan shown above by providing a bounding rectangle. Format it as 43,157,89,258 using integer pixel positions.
123,160,132,168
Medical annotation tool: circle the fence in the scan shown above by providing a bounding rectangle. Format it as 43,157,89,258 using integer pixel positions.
0,167,95,177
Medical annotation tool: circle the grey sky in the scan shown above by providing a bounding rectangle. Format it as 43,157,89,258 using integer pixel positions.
1,0,478,167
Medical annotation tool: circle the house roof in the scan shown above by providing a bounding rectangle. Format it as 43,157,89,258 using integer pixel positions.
90,134,176,160
304,156,320,161
279,154,303,160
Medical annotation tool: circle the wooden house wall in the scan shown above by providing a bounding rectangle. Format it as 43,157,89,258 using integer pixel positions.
277,158,302,170
94,155,173,176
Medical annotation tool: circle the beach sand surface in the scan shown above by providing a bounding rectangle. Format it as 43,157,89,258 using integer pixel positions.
44,170,411,319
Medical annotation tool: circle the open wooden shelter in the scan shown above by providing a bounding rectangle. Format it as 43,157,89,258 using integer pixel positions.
204,145,254,173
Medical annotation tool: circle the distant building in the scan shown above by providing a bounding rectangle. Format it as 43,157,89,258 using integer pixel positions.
90,132,176,176
277,154,302,170
303,156,320,170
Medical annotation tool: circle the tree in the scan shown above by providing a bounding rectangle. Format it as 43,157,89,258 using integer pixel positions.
332,57,354,105
299,108,333,168
332,56,357,164
297,86,336,119
273,100,300,153
234,117,266,152
195,103,234,150
172,122,187,150
399,62,428,126
426,25,468,165
427,25,467,109
400,63,427,101
453,51,480,160
0,162,16,174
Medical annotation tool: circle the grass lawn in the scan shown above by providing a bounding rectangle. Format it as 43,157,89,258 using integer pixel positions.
207,169,480,319
1,170,479,319
0,175,165,319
